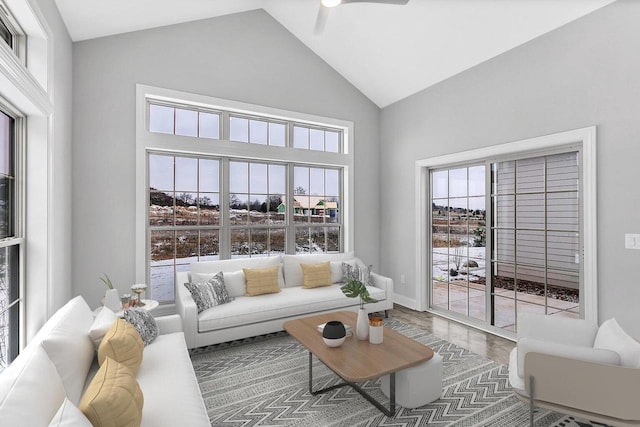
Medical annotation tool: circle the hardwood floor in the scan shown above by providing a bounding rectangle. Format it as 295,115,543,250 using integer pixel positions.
389,304,515,365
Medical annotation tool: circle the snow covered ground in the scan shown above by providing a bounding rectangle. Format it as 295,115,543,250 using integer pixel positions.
432,246,486,283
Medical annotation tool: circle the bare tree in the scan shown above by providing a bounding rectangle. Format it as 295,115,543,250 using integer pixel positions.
452,246,464,271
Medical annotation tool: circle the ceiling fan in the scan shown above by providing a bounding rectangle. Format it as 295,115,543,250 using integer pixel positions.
314,0,410,35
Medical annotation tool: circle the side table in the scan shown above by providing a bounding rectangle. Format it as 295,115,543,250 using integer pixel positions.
95,299,159,317
116,299,159,316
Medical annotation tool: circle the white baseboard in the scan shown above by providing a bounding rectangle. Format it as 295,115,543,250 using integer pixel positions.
393,294,419,311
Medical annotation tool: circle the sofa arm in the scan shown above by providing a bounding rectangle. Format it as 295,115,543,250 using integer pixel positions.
155,315,183,335
175,273,198,349
525,352,640,421
517,337,620,378
370,272,394,309
517,312,598,347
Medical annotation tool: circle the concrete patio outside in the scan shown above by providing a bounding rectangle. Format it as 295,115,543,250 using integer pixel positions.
432,280,579,332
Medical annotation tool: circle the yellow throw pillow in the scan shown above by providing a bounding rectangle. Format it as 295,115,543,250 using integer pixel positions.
98,319,144,375
79,357,144,427
243,266,281,296
301,261,332,289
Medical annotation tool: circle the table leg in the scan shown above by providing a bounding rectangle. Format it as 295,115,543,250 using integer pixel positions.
390,372,396,414
307,351,396,417
308,351,313,395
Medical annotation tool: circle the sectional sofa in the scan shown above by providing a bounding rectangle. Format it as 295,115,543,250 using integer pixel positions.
0,296,210,426
176,252,394,349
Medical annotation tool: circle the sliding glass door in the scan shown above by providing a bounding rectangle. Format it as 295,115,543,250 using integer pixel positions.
429,151,581,334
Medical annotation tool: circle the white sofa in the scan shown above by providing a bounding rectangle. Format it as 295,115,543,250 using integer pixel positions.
176,252,394,349
509,313,640,426
0,296,210,427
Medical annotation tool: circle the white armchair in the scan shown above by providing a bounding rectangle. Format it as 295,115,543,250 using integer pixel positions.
509,313,640,426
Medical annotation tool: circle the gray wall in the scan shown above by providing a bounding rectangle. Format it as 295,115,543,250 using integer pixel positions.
380,0,640,334
72,10,380,306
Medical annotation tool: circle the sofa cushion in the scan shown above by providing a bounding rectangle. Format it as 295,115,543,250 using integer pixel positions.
517,312,598,347
516,336,621,378
49,398,93,427
41,334,95,406
192,270,246,298
594,318,640,368
244,266,281,296
89,306,118,349
283,252,355,288
137,332,210,427
123,308,159,346
198,284,385,332
98,319,144,375
329,261,343,283
190,255,284,288
301,261,332,288
0,346,67,426
342,261,372,287
184,271,233,313
40,296,96,405
79,357,144,427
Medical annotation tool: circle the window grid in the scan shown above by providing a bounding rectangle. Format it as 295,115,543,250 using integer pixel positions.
148,153,222,302
149,103,222,140
490,152,580,331
149,102,342,153
429,150,580,334
147,155,343,302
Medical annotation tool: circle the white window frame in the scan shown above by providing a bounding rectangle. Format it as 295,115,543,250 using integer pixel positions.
415,127,597,334
135,84,355,308
0,0,26,63
0,0,53,352
0,99,24,368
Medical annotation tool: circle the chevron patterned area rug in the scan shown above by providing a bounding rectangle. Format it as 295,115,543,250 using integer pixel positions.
190,319,605,427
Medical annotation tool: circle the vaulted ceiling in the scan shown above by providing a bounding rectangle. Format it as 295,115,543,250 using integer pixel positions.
54,0,616,107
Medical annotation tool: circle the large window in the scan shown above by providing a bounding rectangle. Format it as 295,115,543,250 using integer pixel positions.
0,108,21,370
138,86,353,304
0,0,53,372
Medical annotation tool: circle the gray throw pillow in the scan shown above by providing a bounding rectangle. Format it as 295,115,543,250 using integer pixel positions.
123,307,159,346
342,262,373,287
183,271,234,314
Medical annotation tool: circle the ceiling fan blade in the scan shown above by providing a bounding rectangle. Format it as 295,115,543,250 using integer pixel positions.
342,0,409,4
314,5,330,35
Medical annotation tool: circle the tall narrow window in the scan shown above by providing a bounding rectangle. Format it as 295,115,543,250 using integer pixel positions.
148,154,221,302
229,160,286,258
0,109,20,370
293,166,341,253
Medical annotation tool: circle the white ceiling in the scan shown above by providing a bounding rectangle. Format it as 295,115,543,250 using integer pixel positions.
54,0,616,108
